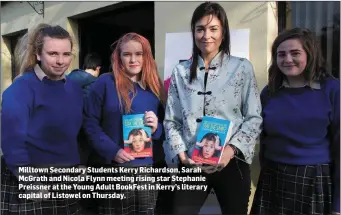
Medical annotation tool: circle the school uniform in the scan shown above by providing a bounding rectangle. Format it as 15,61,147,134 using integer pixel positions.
251,78,340,215
83,73,164,215
67,69,100,214
164,51,263,214
1,65,84,215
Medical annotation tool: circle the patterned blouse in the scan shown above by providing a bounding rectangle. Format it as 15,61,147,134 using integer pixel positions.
163,51,263,164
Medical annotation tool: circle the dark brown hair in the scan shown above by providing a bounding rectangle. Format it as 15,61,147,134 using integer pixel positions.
268,28,331,95
189,2,230,83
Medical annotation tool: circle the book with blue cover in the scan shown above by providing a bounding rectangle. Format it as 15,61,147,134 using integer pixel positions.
192,116,234,165
122,114,153,158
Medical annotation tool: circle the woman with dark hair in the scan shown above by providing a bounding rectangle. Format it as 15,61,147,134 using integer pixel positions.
251,28,340,215
164,2,262,214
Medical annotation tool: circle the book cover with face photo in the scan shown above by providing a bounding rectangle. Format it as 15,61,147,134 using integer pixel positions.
122,114,153,158
192,116,233,165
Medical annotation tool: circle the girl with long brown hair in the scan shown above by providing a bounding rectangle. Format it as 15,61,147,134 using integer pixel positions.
1,23,84,214
83,32,166,215
251,28,340,215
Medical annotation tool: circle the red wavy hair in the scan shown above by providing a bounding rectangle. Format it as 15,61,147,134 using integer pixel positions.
111,33,166,113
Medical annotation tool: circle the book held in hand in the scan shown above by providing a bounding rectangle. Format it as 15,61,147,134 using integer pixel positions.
192,116,233,165
122,114,153,158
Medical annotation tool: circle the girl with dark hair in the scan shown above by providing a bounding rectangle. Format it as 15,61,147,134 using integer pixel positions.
1,23,84,214
164,2,262,214
251,28,340,215
83,32,166,215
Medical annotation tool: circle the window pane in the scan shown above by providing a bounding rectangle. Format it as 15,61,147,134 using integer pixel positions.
290,1,340,78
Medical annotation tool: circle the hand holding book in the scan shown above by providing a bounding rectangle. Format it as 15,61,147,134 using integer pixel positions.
200,145,235,174
114,149,135,163
216,145,235,171
199,140,234,174
179,152,201,167
144,111,158,134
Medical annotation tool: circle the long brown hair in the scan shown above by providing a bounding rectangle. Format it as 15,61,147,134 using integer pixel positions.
111,33,166,113
268,28,331,95
14,23,73,76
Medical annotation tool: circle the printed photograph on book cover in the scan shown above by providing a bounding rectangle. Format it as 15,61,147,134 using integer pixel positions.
193,132,222,163
192,116,233,164
123,114,153,158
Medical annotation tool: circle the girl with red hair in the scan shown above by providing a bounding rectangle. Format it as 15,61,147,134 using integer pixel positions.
83,32,167,215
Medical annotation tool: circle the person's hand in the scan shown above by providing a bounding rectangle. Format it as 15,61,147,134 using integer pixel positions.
217,145,235,171
201,165,218,174
179,153,201,168
144,111,158,134
114,149,135,163
181,157,196,166
195,141,204,147
215,135,222,150
124,135,133,144
140,129,151,142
